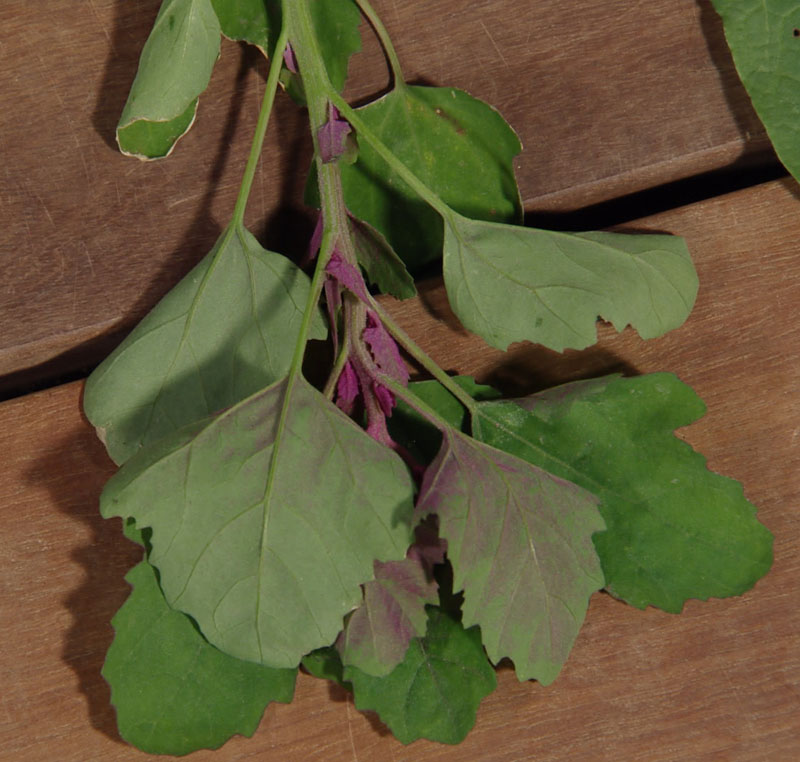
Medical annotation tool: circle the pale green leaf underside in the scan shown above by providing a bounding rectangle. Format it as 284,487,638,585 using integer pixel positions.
100,375,415,668
339,85,522,270
346,608,496,745
104,561,296,756
84,222,323,466
712,0,800,182
443,216,698,352
417,429,605,684
475,374,774,612
117,0,221,158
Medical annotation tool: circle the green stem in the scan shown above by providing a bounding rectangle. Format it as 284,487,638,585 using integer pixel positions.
231,22,289,226
355,0,405,87
365,296,478,415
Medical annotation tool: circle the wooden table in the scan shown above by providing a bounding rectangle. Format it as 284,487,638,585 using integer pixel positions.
1,1,798,760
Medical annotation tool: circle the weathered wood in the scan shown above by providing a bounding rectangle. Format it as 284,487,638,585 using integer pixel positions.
0,0,774,384
1,179,798,760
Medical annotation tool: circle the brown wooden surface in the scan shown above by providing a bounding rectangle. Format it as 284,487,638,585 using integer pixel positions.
2,179,798,760
0,0,775,384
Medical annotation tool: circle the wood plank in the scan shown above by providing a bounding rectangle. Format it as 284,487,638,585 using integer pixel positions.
1,179,798,760
0,0,774,384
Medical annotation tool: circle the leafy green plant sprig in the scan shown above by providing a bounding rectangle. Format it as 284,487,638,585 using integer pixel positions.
85,0,773,754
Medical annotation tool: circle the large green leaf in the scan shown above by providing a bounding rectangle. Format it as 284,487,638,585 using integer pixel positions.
104,561,296,756
84,221,324,465
474,374,774,612
712,0,800,181
117,0,222,158
416,428,605,684
443,215,698,351
339,85,523,270
100,375,416,668
346,608,496,745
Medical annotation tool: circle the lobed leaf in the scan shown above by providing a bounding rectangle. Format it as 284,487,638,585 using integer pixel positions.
104,561,296,756
117,0,222,158
84,222,324,465
443,216,698,352
339,86,522,269
474,374,774,612
346,608,496,745
339,556,438,677
416,428,605,684
712,0,800,182
100,375,416,668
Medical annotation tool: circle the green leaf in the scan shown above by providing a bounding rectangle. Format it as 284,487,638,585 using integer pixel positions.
211,0,275,52
346,608,496,745
283,0,361,102
301,646,350,688
712,0,800,182
443,216,698,351
117,100,199,160
340,557,438,677
100,375,416,668
104,561,296,756
474,374,774,612
313,0,361,92
339,86,523,270
84,221,324,466
389,377,501,465
417,428,605,684
117,0,222,159
349,215,416,300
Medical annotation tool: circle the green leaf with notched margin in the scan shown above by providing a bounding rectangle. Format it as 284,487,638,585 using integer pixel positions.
340,557,438,677
117,0,221,158
100,375,416,668
339,85,522,270
473,374,774,612
416,428,605,684
84,221,324,466
211,0,275,52
349,215,416,300
346,608,496,745
104,561,296,756
712,0,800,182
443,215,698,352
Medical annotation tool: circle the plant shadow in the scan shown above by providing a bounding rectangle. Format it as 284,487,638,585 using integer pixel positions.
23,407,142,744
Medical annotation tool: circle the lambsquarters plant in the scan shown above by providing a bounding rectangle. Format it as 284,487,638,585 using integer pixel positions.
84,0,773,754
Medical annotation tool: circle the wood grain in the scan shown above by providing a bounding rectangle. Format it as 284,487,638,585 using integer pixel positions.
0,0,775,384
1,179,798,760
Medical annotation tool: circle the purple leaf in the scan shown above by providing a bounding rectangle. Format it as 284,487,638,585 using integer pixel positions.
326,251,370,302
340,556,439,677
364,310,409,387
318,104,353,163
416,429,605,684
335,360,360,416
283,43,298,73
